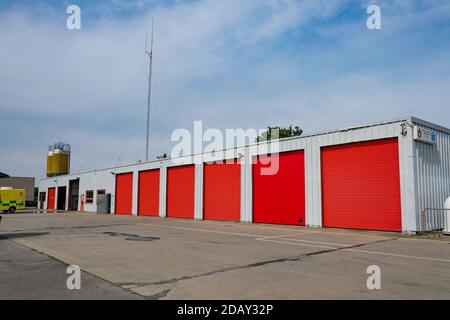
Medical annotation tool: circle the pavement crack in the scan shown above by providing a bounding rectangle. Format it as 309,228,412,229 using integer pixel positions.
146,289,172,300
118,256,304,287
0,232,50,240
2,223,133,234
116,238,398,288
103,232,159,242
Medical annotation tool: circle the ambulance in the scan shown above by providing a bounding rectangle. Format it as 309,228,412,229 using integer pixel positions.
0,187,26,213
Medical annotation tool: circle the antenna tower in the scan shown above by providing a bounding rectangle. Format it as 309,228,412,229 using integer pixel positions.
145,18,154,162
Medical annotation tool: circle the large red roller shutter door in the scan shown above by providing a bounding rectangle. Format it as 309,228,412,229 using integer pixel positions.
321,138,402,232
203,160,240,221
115,172,133,215
47,187,55,210
166,165,195,219
253,151,306,225
138,169,160,216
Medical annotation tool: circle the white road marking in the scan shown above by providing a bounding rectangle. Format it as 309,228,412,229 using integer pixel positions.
344,248,450,263
220,223,317,233
257,237,353,247
220,222,392,239
257,238,336,250
138,223,350,248
255,233,319,241
395,237,450,245
259,239,450,263
176,219,449,243
136,222,450,263
136,223,266,238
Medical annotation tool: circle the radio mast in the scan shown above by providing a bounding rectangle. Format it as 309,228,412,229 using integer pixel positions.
145,18,154,162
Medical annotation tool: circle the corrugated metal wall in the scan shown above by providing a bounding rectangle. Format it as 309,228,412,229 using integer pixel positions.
412,118,450,231
244,119,416,232
39,117,450,233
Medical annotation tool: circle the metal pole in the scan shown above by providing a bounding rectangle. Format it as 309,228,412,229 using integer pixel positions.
145,19,154,162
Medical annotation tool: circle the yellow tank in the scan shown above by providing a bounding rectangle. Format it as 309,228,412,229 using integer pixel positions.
51,149,70,176
60,152,70,174
46,151,54,177
46,142,71,176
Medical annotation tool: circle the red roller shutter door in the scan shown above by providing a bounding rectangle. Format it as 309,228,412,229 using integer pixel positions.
166,165,195,219
138,169,160,216
253,151,306,225
115,172,133,215
321,138,402,232
47,187,55,210
204,160,240,221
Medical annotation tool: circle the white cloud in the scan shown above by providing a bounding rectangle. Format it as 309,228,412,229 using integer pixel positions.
0,0,449,180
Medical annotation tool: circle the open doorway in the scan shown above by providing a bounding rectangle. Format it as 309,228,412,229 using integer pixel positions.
68,179,79,211
39,192,46,210
57,186,67,211
96,189,111,214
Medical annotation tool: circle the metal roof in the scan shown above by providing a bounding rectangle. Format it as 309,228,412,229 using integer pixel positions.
40,116,450,180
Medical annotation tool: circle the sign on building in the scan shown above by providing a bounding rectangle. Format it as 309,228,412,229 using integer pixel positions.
413,126,437,144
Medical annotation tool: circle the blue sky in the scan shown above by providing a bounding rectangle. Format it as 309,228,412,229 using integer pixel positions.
1,0,450,180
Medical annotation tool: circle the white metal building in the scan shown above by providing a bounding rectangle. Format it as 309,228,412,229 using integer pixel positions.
38,116,450,233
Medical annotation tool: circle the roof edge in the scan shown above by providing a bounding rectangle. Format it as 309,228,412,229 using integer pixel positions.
39,116,449,181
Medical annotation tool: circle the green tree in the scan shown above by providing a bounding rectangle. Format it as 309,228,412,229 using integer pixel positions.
156,153,168,160
256,125,303,142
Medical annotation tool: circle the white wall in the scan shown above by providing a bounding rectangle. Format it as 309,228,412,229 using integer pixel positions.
39,117,446,233
412,118,450,231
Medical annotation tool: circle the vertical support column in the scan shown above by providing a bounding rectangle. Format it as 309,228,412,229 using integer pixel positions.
194,163,204,221
132,170,139,216
108,172,115,215
54,183,59,213
305,139,322,228
45,188,48,212
398,128,417,233
111,173,116,215
242,147,253,223
240,149,247,222
65,184,69,211
159,164,167,218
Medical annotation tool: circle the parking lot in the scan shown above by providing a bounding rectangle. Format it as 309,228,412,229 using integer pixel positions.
1,212,449,299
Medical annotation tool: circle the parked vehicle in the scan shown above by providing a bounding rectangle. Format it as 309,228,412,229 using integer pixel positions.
0,187,26,213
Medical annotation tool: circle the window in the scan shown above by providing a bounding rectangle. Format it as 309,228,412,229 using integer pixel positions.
86,190,94,204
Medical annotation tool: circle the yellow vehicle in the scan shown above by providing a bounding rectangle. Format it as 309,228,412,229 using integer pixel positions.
0,188,26,213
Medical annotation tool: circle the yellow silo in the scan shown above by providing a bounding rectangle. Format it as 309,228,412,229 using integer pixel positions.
52,149,70,176
59,150,70,175
46,151,54,177
46,142,71,176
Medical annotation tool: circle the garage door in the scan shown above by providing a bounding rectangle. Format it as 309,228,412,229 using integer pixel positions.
166,165,195,219
253,151,305,225
115,172,133,215
321,138,401,232
138,169,160,216
204,160,240,221
47,187,55,210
